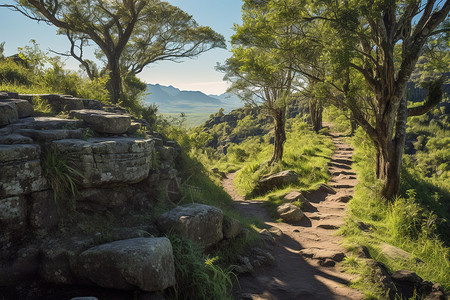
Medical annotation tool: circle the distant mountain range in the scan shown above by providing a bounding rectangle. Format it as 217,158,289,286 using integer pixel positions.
143,84,243,114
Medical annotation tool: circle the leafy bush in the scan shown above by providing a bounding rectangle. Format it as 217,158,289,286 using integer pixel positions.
0,59,31,85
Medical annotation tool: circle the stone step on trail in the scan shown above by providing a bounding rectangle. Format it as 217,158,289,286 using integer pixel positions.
332,158,353,165
327,162,353,170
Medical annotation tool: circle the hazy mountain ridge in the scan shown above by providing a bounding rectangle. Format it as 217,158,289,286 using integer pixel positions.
144,83,242,114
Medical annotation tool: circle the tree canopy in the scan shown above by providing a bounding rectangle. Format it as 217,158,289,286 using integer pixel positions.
231,0,449,199
4,0,226,103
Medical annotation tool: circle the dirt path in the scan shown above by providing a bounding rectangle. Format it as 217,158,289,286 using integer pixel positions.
222,128,364,300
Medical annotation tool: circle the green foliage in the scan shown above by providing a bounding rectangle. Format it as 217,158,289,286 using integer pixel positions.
42,147,84,211
0,58,31,85
341,126,450,296
32,96,52,116
167,235,234,300
233,119,333,198
0,41,110,104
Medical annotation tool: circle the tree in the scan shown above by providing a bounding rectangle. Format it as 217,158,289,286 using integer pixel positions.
221,2,296,164
4,0,226,103
242,0,449,200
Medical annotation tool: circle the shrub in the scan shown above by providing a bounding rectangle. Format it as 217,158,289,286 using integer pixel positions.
167,234,234,300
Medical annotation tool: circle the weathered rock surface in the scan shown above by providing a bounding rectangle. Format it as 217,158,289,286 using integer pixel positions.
258,170,299,193
0,244,40,285
0,99,34,118
70,109,131,134
2,117,83,132
157,203,224,248
0,102,18,126
0,133,33,144
299,248,345,262
77,237,175,291
40,236,97,284
0,196,27,247
52,137,154,188
29,191,59,233
0,144,47,198
20,94,84,112
222,216,242,239
16,128,84,143
379,243,415,262
277,203,304,223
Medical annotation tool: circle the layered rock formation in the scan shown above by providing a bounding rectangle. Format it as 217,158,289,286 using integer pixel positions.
0,92,244,298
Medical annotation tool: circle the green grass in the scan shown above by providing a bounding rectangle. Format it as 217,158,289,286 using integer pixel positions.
232,119,333,199
339,127,450,298
42,147,84,211
166,234,235,300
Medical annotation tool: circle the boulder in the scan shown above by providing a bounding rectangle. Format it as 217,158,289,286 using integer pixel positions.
70,109,131,134
0,244,40,285
258,170,299,193
52,137,154,188
77,237,175,291
283,191,313,210
277,203,304,223
222,217,242,239
157,203,224,248
81,99,103,110
40,236,97,284
0,144,47,198
41,94,84,112
367,260,397,299
0,102,18,126
0,99,34,118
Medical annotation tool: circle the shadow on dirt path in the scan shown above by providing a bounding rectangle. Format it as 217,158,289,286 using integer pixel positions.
222,126,364,300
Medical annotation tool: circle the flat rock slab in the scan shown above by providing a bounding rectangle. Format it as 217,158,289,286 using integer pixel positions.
299,248,345,262
0,133,33,145
379,243,414,262
16,128,84,143
3,117,83,131
157,203,224,249
70,109,131,134
77,237,175,291
0,144,47,198
258,170,299,193
52,137,154,188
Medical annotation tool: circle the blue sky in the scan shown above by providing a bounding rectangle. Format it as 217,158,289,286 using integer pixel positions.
0,0,243,94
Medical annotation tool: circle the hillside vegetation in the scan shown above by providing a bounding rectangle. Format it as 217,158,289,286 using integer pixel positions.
324,105,450,297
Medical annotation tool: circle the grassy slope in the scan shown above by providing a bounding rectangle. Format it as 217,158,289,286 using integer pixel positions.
324,107,450,298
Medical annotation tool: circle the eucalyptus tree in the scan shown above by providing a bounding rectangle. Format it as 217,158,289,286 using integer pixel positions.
221,1,299,164
4,0,226,103
245,0,449,200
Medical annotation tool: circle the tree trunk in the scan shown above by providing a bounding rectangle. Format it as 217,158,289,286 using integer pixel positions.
269,107,286,165
373,95,408,201
350,111,357,136
107,57,123,104
309,98,323,133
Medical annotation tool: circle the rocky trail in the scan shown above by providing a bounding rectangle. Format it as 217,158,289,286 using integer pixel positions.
222,128,364,300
